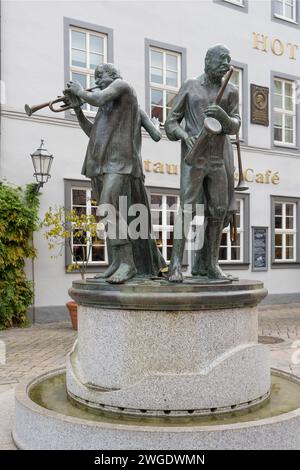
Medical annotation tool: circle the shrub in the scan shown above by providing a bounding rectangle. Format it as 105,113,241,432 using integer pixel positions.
42,206,98,280
0,183,40,329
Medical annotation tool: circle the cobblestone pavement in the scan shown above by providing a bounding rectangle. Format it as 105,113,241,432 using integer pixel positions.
0,304,299,450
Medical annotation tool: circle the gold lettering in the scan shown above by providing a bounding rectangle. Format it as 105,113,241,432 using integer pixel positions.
271,38,284,56
153,162,164,173
245,168,254,183
144,159,151,172
287,43,299,60
264,170,272,184
271,172,280,185
256,172,264,184
166,163,178,175
253,32,268,52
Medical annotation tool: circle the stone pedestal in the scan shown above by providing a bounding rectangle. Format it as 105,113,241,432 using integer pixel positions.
67,278,270,415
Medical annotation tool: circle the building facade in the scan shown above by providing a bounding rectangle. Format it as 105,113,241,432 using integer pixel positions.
1,0,300,313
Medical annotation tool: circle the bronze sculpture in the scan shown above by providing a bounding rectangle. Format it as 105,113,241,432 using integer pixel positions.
165,44,241,282
64,63,165,284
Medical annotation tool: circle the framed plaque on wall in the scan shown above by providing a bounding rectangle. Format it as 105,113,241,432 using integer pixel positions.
252,226,268,271
250,84,269,126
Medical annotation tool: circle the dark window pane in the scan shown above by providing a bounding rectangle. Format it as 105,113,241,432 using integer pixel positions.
275,216,282,229
151,194,162,205
275,203,282,215
72,230,87,245
275,234,282,246
286,217,294,229
220,233,227,246
219,246,227,260
275,247,282,259
167,231,174,245
286,204,294,216
92,245,105,262
73,245,87,262
72,189,86,205
151,106,163,122
231,247,240,261
167,246,173,261
166,195,177,207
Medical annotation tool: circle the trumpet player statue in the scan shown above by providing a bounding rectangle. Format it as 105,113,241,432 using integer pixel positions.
165,44,241,282
64,63,165,284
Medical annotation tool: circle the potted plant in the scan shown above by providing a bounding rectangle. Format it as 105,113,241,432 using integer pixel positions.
42,206,98,330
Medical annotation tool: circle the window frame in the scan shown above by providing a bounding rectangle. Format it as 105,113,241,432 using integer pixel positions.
149,190,180,263
273,77,296,147
145,39,187,125
64,17,113,121
230,61,248,143
69,26,108,116
219,192,250,269
272,0,298,24
64,179,109,273
149,47,181,125
271,195,300,267
271,71,300,152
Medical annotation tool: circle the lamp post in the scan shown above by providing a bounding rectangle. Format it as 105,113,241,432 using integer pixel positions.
30,139,54,192
30,139,53,323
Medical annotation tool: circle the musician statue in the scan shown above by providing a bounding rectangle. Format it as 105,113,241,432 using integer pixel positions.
64,63,165,284
165,44,241,282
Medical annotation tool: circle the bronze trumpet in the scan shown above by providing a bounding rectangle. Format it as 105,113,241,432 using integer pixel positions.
24,86,99,116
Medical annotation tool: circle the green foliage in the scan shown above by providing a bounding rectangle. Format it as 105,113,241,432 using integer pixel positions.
0,183,40,329
42,206,98,280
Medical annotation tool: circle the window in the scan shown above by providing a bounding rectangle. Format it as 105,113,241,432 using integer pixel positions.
230,67,243,138
151,193,179,262
273,78,296,146
150,47,181,124
69,27,107,114
219,199,244,263
70,186,107,265
274,201,297,262
274,0,296,22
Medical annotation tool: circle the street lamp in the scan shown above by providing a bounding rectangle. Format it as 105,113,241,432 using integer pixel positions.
30,139,53,324
30,139,53,192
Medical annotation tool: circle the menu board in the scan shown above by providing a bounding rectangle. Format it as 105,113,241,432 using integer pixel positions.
252,227,268,271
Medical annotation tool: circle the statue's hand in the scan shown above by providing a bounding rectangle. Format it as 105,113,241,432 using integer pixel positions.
185,135,198,151
63,89,84,109
204,105,229,127
66,80,83,96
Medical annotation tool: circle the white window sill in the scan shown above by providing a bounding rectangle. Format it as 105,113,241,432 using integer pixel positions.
274,14,298,25
273,142,298,150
